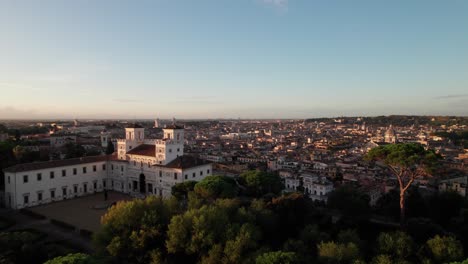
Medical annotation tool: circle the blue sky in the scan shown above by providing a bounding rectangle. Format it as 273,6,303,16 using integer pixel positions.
0,0,467,119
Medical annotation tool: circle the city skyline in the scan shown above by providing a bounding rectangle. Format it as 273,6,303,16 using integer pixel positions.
1,0,468,119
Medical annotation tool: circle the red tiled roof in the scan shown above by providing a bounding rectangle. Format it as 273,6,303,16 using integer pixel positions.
3,155,111,173
158,155,210,169
126,144,155,157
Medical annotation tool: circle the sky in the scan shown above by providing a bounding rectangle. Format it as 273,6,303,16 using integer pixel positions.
0,0,467,119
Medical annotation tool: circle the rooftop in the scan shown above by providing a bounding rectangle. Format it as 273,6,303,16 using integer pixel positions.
126,144,156,157
3,155,111,173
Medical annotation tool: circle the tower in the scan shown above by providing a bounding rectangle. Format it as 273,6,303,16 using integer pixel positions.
154,118,160,128
117,124,145,160
155,125,184,165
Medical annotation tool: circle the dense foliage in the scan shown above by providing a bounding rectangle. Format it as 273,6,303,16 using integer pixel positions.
87,171,467,264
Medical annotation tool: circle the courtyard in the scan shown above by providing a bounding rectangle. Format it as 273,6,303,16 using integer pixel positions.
28,191,133,232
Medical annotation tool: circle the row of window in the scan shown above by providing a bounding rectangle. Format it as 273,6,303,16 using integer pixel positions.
157,169,211,180
22,181,100,204
20,164,106,184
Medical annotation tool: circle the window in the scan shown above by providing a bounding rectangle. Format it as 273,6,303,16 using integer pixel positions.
177,148,180,152
185,174,188,180
200,171,203,176
23,195,29,204
174,173,178,180
83,183,87,193
102,164,106,170
7,176,10,184
50,190,55,198
37,173,42,181
121,166,124,172
62,169,66,177
37,192,42,201
23,175,28,183
74,185,78,193
159,171,162,177
83,167,87,173
50,171,54,179
148,183,153,193
62,188,67,196
93,165,97,172
168,149,172,153
207,169,210,174
111,164,114,170
103,180,106,188
73,168,77,175
192,172,196,178
93,181,97,190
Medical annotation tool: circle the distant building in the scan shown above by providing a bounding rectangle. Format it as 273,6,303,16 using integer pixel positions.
384,125,397,143
50,134,77,148
439,176,467,197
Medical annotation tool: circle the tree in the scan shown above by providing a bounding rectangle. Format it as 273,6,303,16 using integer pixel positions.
256,251,300,264
327,186,370,220
317,241,360,264
425,235,464,263
365,143,440,226
376,231,413,261
193,175,238,200
105,141,114,155
166,199,261,263
239,170,283,197
172,181,197,200
64,143,86,159
44,253,98,264
94,196,179,263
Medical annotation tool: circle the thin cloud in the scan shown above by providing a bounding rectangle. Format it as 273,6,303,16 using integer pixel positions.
433,94,468,100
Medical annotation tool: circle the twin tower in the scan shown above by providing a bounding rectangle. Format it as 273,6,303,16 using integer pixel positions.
117,124,185,165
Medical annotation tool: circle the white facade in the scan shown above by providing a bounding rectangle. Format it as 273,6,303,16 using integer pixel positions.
302,174,334,202
4,125,212,209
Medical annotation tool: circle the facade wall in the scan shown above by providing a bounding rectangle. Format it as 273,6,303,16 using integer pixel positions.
4,161,107,209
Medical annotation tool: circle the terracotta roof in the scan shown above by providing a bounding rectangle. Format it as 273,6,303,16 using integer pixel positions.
161,155,210,169
126,144,155,157
3,155,111,173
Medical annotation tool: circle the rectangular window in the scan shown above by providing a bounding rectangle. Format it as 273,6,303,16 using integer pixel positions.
111,164,114,170
102,164,106,170
37,173,42,181
23,175,28,183
62,169,66,177
121,166,123,172
200,171,203,176
73,168,77,175
159,171,162,177
93,165,97,172
7,176,10,184
50,190,55,198
37,192,42,201
185,174,188,180
193,172,196,178
23,195,29,204
93,181,97,190
207,169,210,174
174,173,178,180
62,188,67,196
83,167,87,173
74,185,78,193
50,171,55,179
103,180,107,188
